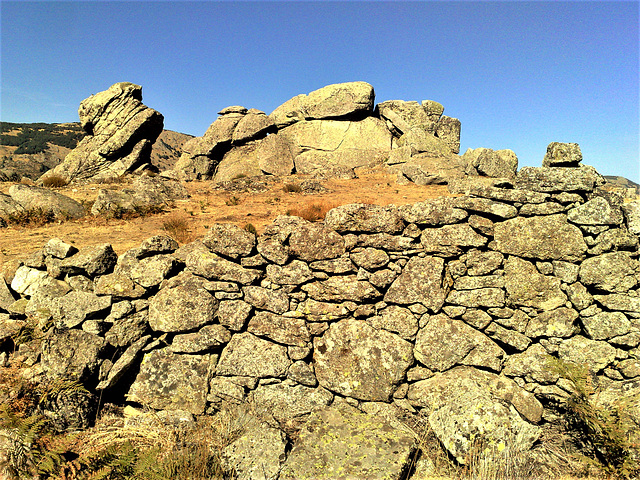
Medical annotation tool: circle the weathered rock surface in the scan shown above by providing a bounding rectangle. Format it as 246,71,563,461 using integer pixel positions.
41,82,164,182
463,147,518,178
313,319,414,401
280,405,416,480
8,184,85,219
542,142,582,167
384,256,446,311
408,367,541,464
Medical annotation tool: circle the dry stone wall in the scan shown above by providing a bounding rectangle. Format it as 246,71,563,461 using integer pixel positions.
2,162,640,475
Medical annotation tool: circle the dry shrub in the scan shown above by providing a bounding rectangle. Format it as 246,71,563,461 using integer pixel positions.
283,183,302,193
5,207,56,227
41,174,68,188
162,214,193,244
286,200,336,222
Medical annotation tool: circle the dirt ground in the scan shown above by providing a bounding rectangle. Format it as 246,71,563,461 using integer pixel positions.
0,166,452,268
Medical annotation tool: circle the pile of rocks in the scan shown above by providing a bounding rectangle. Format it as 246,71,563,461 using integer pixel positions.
167,81,466,183
2,148,640,476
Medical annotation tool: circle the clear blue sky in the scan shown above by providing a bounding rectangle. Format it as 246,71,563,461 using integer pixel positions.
1,1,638,182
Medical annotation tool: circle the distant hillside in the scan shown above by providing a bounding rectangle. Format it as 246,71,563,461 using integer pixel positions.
603,175,640,199
0,122,193,180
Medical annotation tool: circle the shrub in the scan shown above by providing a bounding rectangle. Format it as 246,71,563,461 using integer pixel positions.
162,215,193,244
225,195,241,206
5,207,56,227
283,183,302,193
286,201,336,222
41,174,68,188
243,223,257,235
548,356,639,478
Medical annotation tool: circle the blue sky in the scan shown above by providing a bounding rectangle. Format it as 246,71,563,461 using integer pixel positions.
1,1,638,181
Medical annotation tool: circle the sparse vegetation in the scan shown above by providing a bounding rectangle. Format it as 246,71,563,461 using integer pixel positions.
243,223,257,235
548,357,640,479
162,214,193,243
283,183,302,193
0,122,85,155
4,207,57,227
41,174,69,189
225,195,242,206
286,200,336,222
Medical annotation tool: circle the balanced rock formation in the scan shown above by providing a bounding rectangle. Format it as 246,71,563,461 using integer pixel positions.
40,82,164,183
167,81,463,183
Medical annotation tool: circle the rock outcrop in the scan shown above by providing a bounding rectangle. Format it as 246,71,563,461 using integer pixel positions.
167,81,464,183
40,83,164,183
3,157,639,475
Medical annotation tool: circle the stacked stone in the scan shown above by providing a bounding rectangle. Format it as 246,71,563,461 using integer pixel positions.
2,156,640,476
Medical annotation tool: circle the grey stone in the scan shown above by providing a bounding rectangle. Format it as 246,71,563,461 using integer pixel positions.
446,288,505,308
250,381,333,427
270,81,375,127
128,255,177,288
96,335,150,390
288,361,317,387
621,200,640,235
289,222,346,261
41,329,107,382
217,332,291,378
593,294,640,313
384,256,446,312
186,249,262,284
407,366,541,464
558,336,617,372
105,310,149,348
420,223,487,253
503,343,559,384
504,257,567,311
589,227,639,255
454,275,504,290
461,308,492,329
202,223,256,259
493,214,587,262
149,272,218,332
398,197,468,226
566,282,593,311
314,319,414,401
542,142,582,167
415,314,505,372
59,243,117,277
52,291,112,329
127,349,213,414
367,305,419,340
222,420,287,480
8,184,85,219
568,196,623,225
44,82,163,182
451,196,518,219
302,275,380,302
242,286,289,314
217,300,252,331
350,247,389,270
94,271,146,298
266,260,314,285
465,250,503,276
10,265,48,296
516,165,604,193
325,203,404,234
435,115,461,153
518,202,567,216
247,311,310,347
43,238,77,259
170,324,231,353
280,405,416,480
579,252,638,293
524,307,578,338
485,322,531,351
582,311,631,340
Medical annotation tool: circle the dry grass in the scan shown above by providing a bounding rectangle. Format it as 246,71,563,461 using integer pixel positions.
41,174,69,188
162,213,194,244
283,182,302,193
286,200,337,222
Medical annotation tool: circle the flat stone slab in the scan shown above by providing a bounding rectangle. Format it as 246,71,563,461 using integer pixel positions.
280,406,416,480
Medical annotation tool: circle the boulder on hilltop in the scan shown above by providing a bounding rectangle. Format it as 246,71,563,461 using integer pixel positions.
39,82,164,183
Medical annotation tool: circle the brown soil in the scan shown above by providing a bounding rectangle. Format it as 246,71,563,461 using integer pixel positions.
0,166,452,268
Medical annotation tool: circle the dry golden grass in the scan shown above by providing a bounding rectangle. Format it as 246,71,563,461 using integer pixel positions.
162,213,194,244
286,200,338,222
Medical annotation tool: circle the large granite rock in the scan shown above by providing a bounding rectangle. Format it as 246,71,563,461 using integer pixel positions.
41,82,164,182
313,319,414,401
493,214,587,262
270,81,375,127
280,405,416,480
8,184,85,219
463,148,518,178
126,348,213,414
407,366,542,464
384,256,446,312
504,256,567,311
542,142,582,167
216,332,291,378
515,165,605,193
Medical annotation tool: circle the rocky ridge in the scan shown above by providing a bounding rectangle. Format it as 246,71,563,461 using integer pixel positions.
2,144,640,477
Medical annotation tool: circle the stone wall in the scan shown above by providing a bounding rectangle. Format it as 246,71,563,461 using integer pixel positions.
2,163,640,474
